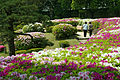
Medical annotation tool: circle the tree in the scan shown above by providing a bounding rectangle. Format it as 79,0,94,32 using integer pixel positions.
0,0,47,56
71,0,120,18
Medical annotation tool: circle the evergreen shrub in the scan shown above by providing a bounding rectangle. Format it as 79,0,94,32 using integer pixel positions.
52,24,77,39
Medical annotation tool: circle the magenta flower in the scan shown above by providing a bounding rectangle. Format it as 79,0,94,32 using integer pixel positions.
79,53,82,56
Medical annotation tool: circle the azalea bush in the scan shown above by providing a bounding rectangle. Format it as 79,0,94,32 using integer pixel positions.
0,17,120,80
15,32,49,50
51,18,79,26
22,23,44,33
52,24,77,39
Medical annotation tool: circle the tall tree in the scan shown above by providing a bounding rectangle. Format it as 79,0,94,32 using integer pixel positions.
0,0,46,56
71,0,119,18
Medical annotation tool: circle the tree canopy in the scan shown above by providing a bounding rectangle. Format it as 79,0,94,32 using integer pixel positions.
0,0,49,56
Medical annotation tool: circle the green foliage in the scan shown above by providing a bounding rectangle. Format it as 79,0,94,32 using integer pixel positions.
92,21,101,29
59,40,70,48
46,26,55,33
0,0,49,56
52,24,77,39
22,23,44,33
14,23,25,30
15,50,27,54
15,48,43,54
14,29,23,33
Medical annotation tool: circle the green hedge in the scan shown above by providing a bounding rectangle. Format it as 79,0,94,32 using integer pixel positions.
15,48,43,54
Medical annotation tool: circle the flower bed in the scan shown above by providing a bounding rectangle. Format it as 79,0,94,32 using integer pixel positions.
0,17,120,80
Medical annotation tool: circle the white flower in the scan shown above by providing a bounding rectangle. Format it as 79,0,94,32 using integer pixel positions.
115,59,119,63
0,77,3,79
29,75,38,80
70,76,76,80
38,77,45,80
20,74,27,80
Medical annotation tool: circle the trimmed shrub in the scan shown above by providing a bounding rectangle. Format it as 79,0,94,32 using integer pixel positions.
26,48,43,53
15,48,43,54
22,23,44,33
15,32,49,50
52,24,77,39
15,50,27,54
59,40,70,48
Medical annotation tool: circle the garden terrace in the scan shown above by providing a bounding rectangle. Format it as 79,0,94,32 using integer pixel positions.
0,18,120,80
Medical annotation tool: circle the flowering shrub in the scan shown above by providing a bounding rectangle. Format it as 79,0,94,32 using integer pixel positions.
52,24,77,39
15,32,48,50
51,18,79,26
22,22,44,33
0,17,120,80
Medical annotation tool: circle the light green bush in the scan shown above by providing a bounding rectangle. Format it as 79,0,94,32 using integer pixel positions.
52,24,77,40
22,23,44,33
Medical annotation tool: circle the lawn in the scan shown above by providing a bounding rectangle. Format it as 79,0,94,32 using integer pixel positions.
44,33,80,49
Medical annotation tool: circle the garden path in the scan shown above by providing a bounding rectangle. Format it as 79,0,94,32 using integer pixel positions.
76,31,90,43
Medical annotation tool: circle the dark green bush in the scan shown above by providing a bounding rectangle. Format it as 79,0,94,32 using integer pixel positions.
52,24,77,40
59,40,70,48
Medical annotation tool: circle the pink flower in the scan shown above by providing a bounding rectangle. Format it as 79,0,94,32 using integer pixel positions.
79,53,82,56
79,65,84,68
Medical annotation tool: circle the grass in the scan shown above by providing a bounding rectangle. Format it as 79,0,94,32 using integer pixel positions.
44,33,80,49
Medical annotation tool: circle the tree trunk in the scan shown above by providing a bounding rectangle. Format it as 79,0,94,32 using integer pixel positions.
8,36,15,56
8,25,16,56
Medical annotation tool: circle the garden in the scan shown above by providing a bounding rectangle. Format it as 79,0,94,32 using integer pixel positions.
0,17,120,80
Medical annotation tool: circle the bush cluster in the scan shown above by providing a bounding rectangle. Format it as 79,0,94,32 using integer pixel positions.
22,23,44,33
15,32,49,50
52,24,77,39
